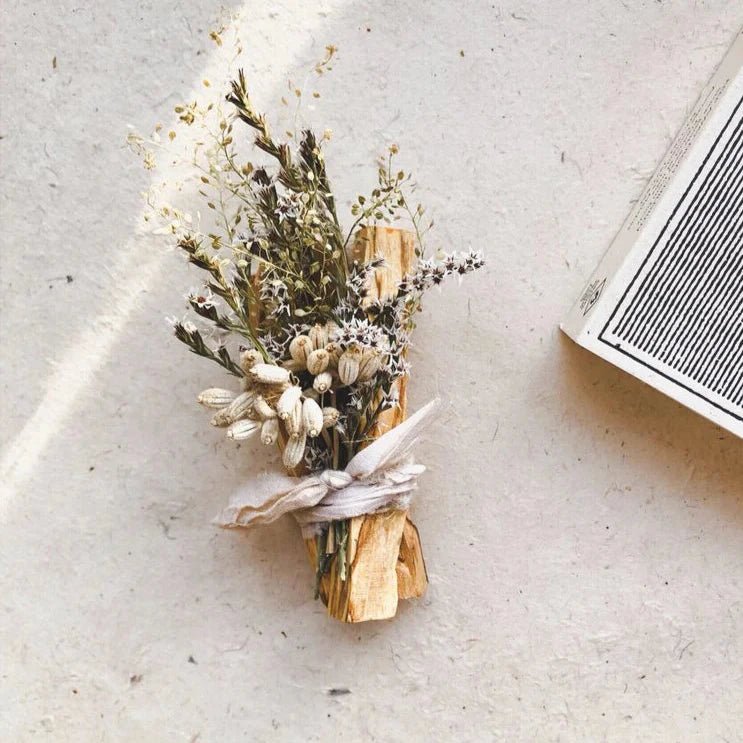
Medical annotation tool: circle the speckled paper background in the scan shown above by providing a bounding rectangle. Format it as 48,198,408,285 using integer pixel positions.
1,2,742,740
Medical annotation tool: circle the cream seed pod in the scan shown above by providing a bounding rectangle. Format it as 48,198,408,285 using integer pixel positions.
226,419,261,440
253,395,276,420
289,335,312,366
225,391,255,421
277,385,302,419
210,407,234,427
301,398,323,437
322,406,340,429
306,348,329,375
286,399,304,438
324,342,341,367
312,371,333,394
250,363,290,385
356,351,382,383
338,346,362,385
239,348,263,374
282,432,306,469
197,388,236,409
260,417,279,445
308,323,329,350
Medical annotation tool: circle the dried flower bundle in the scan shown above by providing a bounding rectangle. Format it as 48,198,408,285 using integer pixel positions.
130,35,483,620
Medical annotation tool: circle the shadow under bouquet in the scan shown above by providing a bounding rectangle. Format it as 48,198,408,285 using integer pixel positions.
130,50,483,622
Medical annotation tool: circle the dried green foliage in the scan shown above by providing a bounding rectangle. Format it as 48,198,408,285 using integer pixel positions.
130,41,484,587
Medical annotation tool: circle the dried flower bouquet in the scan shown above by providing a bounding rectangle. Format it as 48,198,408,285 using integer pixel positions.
130,43,483,622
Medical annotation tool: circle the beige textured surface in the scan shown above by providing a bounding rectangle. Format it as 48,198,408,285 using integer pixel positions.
1,1,742,740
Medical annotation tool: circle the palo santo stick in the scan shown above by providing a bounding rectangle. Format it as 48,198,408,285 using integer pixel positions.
305,226,428,622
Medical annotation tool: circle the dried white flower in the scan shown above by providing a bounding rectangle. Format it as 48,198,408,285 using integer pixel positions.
306,348,330,375
302,398,323,437
260,417,279,445
250,363,290,385
312,371,333,393
338,346,362,385
282,432,306,469
322,406,340,429
277,385,302,419
197,388,236,409
289,335,312,366
226,420,261,440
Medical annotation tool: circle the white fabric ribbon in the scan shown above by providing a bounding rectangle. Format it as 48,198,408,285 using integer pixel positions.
214,398,441,536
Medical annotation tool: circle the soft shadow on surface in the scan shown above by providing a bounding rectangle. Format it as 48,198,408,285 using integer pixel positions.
557,334,743,520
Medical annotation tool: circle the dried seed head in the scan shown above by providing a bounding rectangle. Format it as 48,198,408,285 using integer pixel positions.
306,348,330,375
226,419,260,440
225,391,255,421
282,432,306,469
338,346,362,385
322,407,340,429
277,385,302,419
356,350,382,383
253,395,276,420
210,407,234,427
250,363,290,385
308,323,329,350
286,399,304,438
324,342,341,367
302,398,323,437
313,371,333,394
289,335,312,366
260,417,279,445
197,388,236,409
239,348,263,374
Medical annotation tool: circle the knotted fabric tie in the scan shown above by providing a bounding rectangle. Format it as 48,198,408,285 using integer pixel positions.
214,398,441,537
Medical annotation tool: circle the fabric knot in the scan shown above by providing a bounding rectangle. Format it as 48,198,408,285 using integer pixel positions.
215,399,442,537
319,470,353,489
